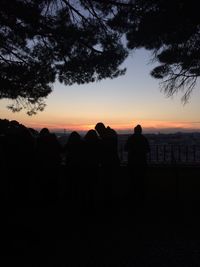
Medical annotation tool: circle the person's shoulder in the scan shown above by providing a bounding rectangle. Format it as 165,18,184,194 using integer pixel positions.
106,126,117,136
141,134,149,141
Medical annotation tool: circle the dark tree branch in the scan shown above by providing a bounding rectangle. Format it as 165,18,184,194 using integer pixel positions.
62,0,90,24
94,0,134,8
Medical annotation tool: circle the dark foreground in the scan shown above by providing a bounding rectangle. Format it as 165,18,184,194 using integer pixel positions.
3,165,200,266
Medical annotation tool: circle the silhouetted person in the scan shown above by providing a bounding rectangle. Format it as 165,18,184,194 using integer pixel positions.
64,131,84,208
95,122,120,211
36,128,61,201
36,128,61,168
125,124,150,204
83,129,100,213
3,121,35,203
84,129,100,168
95,122,119,168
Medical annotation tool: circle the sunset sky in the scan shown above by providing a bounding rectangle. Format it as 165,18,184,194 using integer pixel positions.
0,49,200,133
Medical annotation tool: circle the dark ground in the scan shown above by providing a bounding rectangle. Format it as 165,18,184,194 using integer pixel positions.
3,165,200,266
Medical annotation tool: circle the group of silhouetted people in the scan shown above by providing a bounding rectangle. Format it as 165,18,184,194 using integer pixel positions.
0,119,150,212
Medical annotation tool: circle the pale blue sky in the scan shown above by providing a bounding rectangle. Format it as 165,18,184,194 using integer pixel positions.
1,48,200,132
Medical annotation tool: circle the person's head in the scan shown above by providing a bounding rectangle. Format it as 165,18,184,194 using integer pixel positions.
68,131,81,144
39,128,50,137
95,122,106,137
84,129,98,142
10,120,20,127
134,124,142,134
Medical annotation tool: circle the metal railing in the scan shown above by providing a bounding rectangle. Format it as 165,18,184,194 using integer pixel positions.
119,144,200,165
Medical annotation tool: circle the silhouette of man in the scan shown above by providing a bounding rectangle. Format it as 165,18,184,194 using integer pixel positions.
125,124,150,203
64,131,84,208
95,122,119,168
95,122,120,212
83,129,100,213
64,131,84,168
36,128,61,201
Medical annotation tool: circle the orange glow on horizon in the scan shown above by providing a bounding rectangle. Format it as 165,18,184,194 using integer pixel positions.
21,119,200,132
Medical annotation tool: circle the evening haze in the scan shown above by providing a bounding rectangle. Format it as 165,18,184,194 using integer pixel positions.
0,49,200,133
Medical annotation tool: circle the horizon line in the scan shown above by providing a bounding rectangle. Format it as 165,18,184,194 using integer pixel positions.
2,118,200,134
33,127,200,134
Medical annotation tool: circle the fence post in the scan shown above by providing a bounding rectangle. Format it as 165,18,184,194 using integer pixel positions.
186,146,189,162
149,146,152,163
156,145,159,163
193,145,196,162
163,145,166,162
178,145,181,163
120,144,123,163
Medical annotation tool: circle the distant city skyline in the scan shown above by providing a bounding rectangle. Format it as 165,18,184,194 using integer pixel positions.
0,49,200,133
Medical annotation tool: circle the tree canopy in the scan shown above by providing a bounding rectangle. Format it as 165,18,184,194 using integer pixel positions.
0,0,200,114
107,0,200,102
0,0,127,114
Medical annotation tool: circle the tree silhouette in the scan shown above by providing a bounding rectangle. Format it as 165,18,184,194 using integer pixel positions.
1,1,199,114
0,0,127,114
105,0,200,102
